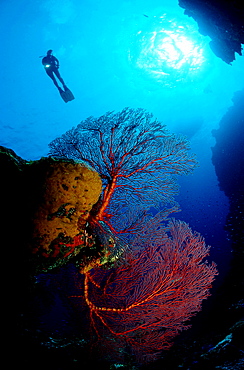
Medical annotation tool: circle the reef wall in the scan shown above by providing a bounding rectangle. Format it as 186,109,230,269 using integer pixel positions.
212,90,244,257
0,147,109,280
179,0,244,63
208,90,244,370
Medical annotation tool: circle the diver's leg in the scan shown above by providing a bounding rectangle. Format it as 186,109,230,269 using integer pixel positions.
53,69,67,89
46,69,63,92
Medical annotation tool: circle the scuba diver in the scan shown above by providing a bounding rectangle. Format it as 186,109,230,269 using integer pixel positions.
42,50,74,102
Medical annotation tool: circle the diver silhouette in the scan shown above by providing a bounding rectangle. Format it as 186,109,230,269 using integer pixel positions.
42,50,74,102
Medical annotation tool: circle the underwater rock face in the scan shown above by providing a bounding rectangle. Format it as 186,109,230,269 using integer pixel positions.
179,0,244,63
29,160,102,256
208,90,244,370
0,146,27,247
212,89,244,255
23,158,105,272
0,147,106,272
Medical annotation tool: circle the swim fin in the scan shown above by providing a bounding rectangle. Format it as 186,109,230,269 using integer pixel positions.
60,88,75,103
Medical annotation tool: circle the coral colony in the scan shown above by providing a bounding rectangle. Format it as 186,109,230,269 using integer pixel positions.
33,108,217,362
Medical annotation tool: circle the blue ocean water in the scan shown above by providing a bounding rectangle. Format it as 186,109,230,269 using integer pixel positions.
1,0,243,366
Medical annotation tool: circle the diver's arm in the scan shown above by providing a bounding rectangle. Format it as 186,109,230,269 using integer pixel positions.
53,56,60,68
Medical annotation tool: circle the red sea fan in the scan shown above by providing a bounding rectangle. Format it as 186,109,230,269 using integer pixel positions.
48,108,217,362
71,219,218,363
49,108,198,236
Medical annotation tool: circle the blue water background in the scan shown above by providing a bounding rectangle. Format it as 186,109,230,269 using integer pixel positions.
1,0,244,278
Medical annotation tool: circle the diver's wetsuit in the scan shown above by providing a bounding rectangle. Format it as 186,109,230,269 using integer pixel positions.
42,55,66,91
